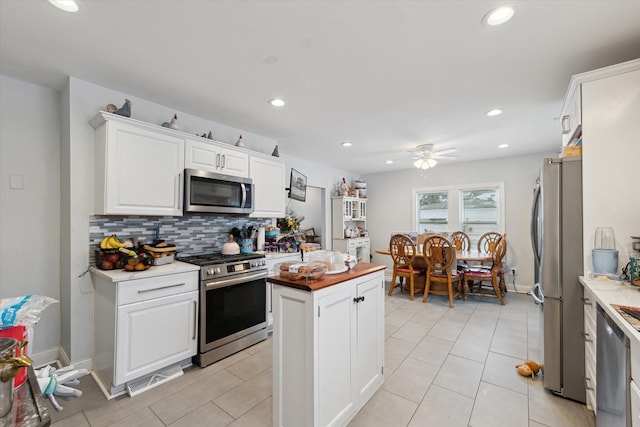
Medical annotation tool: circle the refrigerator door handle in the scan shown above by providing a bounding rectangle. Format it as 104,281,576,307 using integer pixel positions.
530,182,541,265
531,282,544,305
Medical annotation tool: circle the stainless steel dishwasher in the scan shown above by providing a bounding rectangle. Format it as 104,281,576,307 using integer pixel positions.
597,304,631,427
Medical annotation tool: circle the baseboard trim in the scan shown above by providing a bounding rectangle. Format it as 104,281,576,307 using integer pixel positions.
32,345,93,371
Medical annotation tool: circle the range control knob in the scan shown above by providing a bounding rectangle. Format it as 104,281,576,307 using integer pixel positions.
215,267,221,274
207,268,215,275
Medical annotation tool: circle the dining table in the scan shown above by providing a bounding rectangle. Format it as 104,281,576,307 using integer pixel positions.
374,248,493,296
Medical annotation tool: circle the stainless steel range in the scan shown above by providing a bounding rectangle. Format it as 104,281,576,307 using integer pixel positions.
177,252,268,367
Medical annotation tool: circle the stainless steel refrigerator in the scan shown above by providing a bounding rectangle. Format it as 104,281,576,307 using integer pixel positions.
530,156,585,403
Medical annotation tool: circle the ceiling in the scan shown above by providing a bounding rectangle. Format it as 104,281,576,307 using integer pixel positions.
1,1,639,175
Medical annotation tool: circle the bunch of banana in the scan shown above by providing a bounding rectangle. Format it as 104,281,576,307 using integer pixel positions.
100,234,125,249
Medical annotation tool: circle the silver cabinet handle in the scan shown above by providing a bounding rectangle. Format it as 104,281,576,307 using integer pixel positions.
216,153,220,168
138,283,186,294
221,154,226,169
581,297,592,306
175,172,183,210
192,300,197,340
561,115,570,134
581,332,593,343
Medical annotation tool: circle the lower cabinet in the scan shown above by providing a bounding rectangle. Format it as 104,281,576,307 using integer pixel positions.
583,286,597,412
272,269,384,426
93,269,199,397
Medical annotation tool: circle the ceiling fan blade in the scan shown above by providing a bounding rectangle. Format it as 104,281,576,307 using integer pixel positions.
432,148,458,156
432,154,457,160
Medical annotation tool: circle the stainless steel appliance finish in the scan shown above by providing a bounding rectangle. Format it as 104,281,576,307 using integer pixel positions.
184,169,254,214
532,157,586,402
596,304,631,427
177,252,268,368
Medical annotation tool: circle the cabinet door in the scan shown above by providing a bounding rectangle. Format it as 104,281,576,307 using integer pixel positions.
185,137,221,172
249,155,286,218
355,276,384,401
561,86,582,146
317,285,356,427
219,147,249,177
115,291,197,386
101,121,184,216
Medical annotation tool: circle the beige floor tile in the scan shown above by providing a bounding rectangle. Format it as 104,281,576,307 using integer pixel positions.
213,367,272,419
384,336,417,373
409,334,454,367
469,382,528,427
50,411,90,427
108,407,164,427
529,421,548,427
528,379,596,427
490,330,528,360
482,351,530,394
450,333,492,363
386,308,415,328
408,384,473,427
385,322,400,339
167,402,234,427
382,356,440,403
47,373,109,424
225,346,272,381
149,369,243,425
433,354,484,398
348,388,417,427
227,397,272,427
391,320,430,344
427,318,465,341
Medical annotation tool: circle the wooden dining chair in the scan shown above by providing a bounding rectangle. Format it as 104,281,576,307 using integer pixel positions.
451,231,470,251
463,237,507,304
421,235,462,308
389,234,424,301
477,231,502,265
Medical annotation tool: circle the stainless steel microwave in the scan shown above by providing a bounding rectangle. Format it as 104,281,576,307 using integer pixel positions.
184,169,254,214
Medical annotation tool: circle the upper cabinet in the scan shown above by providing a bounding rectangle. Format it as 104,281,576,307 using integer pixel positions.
561,85,582,146
249,155,286,218
185,137,249,178
91,112,184,216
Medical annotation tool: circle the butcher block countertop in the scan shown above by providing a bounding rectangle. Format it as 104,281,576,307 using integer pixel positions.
267,262,386,291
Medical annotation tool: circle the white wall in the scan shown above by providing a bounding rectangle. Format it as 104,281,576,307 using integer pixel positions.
364,151,556,292
581,68,640,274
0,75,61,363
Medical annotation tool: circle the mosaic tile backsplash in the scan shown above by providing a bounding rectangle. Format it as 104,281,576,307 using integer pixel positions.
90,214,273,259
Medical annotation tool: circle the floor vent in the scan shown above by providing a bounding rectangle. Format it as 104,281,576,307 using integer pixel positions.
126,364,183,397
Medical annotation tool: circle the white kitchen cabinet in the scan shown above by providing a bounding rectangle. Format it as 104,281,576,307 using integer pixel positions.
560,84,582,146
91,112,185,216
265,252,303,331
271,267,384,426
632,380,640,427
249,155,286,218
333,237,370,263
92,264,199,398
185,136,249,177
332,196,369,262
583,286,597,412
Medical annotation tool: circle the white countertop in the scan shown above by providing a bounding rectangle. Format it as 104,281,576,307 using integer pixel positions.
90,261,200,282
579,276,640,344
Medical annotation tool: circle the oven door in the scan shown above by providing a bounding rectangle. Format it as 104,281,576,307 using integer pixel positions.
200,270,268,353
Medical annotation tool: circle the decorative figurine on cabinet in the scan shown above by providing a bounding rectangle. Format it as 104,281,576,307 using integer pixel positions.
162,114,179,130
106,99,132,117
235,134,244,147
272,145,280,157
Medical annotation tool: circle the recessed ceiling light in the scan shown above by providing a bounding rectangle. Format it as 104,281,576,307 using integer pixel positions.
385,160,393,164
482,6,515,26
341,142,353,147
269,98,285,107
48,0,79,12
486,108,503,117
498,143,509,149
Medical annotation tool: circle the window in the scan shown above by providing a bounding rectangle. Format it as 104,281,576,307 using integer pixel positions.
461,189,500,248
413,183,504,249
416,191,449,233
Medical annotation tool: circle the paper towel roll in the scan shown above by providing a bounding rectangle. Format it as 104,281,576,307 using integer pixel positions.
257,227,265,251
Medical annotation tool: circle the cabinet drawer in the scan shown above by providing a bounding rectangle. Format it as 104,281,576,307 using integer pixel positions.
632,338,639,383
118,272,198,305
585,354,597,412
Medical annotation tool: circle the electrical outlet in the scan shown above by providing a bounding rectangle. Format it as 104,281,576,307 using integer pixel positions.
511,267,517,276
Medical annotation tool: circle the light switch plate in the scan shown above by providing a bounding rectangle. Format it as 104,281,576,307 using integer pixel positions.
9,174,24,190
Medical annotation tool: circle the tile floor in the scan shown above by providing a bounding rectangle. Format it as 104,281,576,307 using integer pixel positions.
47,285,596,427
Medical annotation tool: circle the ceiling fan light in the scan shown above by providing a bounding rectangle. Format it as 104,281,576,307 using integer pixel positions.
385,160,393,164
341,141,353,147
269,98,285,107
486,108,503,117
414,158,437,169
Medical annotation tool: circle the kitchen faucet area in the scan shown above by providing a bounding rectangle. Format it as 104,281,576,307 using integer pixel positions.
1,1,639,426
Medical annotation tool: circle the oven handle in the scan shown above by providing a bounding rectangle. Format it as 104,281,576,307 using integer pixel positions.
204,271,268,290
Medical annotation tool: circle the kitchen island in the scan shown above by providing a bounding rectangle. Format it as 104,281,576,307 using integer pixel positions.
269,263,386,427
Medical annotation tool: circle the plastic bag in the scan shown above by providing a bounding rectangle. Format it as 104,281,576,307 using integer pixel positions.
0,295,58,328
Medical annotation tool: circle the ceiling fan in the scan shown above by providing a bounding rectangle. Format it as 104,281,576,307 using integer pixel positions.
410,144,458,169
